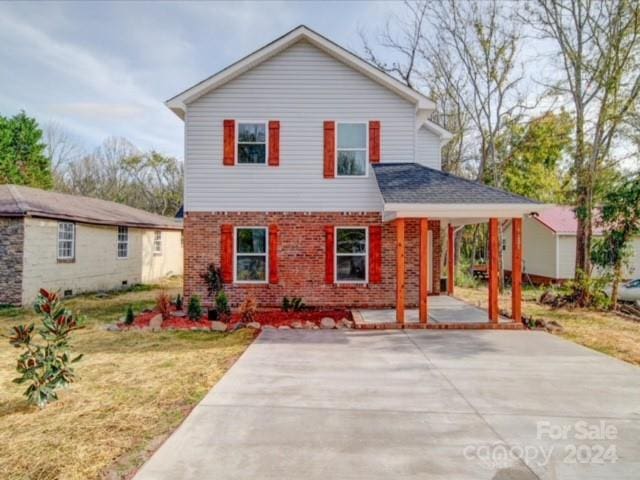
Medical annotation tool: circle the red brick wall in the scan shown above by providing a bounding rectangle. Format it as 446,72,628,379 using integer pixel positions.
184,211,441,308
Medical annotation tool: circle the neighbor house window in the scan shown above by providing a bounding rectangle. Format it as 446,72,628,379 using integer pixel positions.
235,227,268,282
337,123,367,176
153,231,162,255
336,227,367,282
57,222,75,260
237,122,267,164
117,226,128,258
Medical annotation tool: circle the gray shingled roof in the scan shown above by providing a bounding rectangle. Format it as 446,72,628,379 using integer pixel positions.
0,184,182,230
372,163,539,205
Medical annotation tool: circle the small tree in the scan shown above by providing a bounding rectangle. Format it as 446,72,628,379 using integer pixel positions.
7,289,84,407
201,264,223,299
592,174,640,307
215,291,231,321
155,290,171,320
187,295,203,322
124,305,135,325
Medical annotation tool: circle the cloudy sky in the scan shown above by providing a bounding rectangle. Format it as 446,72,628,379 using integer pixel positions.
1,1,400,159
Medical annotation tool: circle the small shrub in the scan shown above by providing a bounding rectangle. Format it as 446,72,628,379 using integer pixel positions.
8,289,84,408
282,296,306,312
201,264,223,299
239,297,257,323
124,305,135,325
175,294,183,310
155,290,171,320
188,295,203,322
548,271,612,310
216,291,231,321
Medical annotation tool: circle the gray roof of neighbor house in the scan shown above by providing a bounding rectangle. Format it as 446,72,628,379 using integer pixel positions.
0,184,182,230
372,163,539,205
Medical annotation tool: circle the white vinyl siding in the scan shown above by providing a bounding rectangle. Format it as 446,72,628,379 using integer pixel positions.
184,40,415,212
503,217,557,279
416,125,442,170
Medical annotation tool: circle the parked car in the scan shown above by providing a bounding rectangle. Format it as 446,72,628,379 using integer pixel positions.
605,279,640,302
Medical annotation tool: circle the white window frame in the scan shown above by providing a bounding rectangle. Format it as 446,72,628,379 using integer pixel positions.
335,122,369,178
235,121,269,166
153,231,162,255
234,226,269,284
117,226,129,259
335,226,368,284
57,222,75,260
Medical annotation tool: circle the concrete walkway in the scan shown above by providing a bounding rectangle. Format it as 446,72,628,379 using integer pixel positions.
135,330,640,480
357,295,511,325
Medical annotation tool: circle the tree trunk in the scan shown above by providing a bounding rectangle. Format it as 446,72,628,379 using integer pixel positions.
610,260,623,310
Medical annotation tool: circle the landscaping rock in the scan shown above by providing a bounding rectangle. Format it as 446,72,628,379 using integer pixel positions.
247,322,261,329
545,320,564,333
303,321,315,329
279,325,291,330
262,325,276,329
320,317,336,329
231,322,247,331
170,310,186,318
149,314,163,332
211,321,227,332
291,321,303,329
104,323,121,332
338,318,354,329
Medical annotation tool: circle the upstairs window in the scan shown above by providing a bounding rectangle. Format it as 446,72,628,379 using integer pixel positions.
336,227,368,282
153,231,162,255
235,227,268,282
237,122,267,164
117,226,128,258
337,123,367,176
57,222,75,260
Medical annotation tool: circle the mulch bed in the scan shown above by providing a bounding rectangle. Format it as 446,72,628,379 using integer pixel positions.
119,306,352,331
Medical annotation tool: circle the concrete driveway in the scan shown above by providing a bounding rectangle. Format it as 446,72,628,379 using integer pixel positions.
135,330,640,480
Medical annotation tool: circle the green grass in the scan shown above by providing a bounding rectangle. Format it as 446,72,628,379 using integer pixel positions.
0,277,256,480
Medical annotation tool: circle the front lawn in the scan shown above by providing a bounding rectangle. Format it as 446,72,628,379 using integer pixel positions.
456,285,640,366
0,278,256,480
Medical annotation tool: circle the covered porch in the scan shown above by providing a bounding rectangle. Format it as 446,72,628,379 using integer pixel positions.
371,163,543,329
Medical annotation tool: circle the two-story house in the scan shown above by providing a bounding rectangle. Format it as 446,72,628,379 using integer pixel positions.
166,26,541,325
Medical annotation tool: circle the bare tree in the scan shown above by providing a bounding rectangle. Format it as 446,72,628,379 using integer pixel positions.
44,122,83,178
527,0,640,281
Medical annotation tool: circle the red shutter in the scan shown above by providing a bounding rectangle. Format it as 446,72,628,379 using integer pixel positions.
223,120,235,166
324,225,334,284
323,121,335,178
268,121,280,166
369,120,380,163
220,224,233,283
269,224,279,284
369,225,382,283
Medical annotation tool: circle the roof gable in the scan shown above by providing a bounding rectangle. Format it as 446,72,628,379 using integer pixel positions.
533,206,603,235
166,25,435,119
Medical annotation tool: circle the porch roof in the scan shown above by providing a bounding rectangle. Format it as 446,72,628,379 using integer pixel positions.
372,163,545,220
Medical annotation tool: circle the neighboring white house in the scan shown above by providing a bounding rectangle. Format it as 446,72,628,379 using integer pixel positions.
504,206,640,284
0,184,183,306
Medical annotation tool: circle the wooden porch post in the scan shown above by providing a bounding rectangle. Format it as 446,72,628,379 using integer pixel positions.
419,218,429,324
396,218,405,324
447,223,455,295
488,218,499,323
511,217,523,323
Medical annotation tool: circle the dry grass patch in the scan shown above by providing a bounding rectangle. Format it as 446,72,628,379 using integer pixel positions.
0,279,256,480
456,285,640,366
